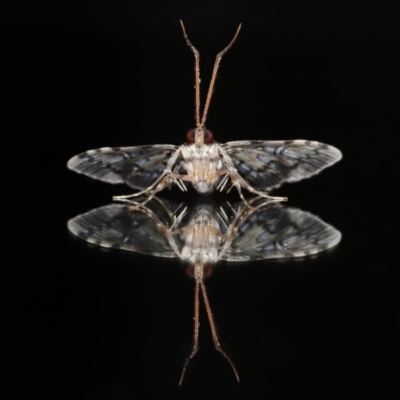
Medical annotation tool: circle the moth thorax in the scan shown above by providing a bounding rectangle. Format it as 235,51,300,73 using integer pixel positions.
186,127,214,146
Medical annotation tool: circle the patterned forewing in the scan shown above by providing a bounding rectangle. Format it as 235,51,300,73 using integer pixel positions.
223,140,342,190
67,145,178,190
223,203,341,261
67,204,176,257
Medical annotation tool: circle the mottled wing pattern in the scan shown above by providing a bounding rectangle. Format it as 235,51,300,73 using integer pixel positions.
222,202,341,261
67,203,176,258
223,140,342,190
67,145,179,190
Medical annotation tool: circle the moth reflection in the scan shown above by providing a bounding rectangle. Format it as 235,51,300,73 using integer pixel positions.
68,197,341,384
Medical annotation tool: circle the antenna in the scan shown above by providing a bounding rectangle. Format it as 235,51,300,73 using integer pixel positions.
179,262,240,385
180,20,201,126
180,21,242,127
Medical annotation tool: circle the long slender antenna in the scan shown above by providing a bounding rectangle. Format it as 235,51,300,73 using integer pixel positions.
179,265,240,385
201,24,242,126
180,20,201,126
180,21,242,127
179,280,200,386
200,280,240,382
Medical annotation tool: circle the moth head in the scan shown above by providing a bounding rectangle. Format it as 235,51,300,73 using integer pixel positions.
186,262,214,280
186,127,214,146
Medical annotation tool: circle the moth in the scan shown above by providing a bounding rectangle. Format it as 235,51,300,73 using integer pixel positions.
68,196,341,384
67,21,342,206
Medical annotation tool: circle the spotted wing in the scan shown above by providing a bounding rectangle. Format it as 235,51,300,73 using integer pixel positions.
67,203,176,258
222,201,341,261
67,145,179,190
223,140,342,190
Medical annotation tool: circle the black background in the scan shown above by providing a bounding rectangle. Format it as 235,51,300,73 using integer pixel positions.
5,1,399,399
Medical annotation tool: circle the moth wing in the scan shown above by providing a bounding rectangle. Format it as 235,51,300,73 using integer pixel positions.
222,202,341,261
223,140,342,190
67,203,176,258
67,145,179,190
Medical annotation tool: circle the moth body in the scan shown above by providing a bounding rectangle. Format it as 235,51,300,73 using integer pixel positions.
179,207,223,264
180,142,224,195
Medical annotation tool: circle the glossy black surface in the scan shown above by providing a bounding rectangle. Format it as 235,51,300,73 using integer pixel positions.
6,2,399,399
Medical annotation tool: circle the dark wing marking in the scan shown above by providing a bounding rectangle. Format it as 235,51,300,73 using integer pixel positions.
223,140,342,190
222,202,341,261
67,203,176,258
67,145,179,190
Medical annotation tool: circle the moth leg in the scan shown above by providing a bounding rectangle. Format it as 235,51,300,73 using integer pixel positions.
170,161,188,192
159,206,189,257
117,173,195,208
113,173,170,204
216,206,230,228
217,201,253,260
216,144,288,203
126,197,192,260
231,170,287,202
125,174,183,207
112,172,168,201
209,170,260,208
216,173,230,192
113,147,184,201
218,196,276,259
169,206,187,231
174,178,188,192
126,201,183,258
124,200,168,228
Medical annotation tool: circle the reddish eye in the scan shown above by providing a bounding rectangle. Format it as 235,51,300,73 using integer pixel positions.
185,264,214,278
203,264,214,278
204,129,214,144
186,265,194,278
186,129,196,143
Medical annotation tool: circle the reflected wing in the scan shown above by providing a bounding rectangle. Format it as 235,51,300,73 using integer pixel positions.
222,202,341,261
67,145,179,190
67,203,176,258
223,140,342,190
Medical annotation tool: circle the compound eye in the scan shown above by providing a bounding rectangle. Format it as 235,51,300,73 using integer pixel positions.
204,129,214,144
186,129,196,143
186,265,194,278
203,264,214,278
185,264,214,279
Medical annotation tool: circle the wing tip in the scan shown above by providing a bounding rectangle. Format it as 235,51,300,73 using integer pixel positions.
67,155,79,171
67,217,86,238
326,144,343,163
